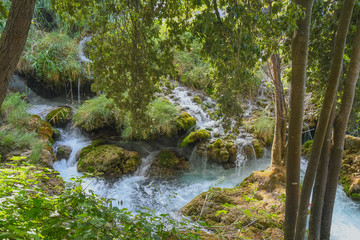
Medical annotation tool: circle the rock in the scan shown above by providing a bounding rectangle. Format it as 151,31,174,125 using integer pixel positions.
193,95,202,104
345,135,360,153
349,177,360,196
253,139,264,158
53,129,60,141
180,129,210,147
46,106,72,127
147,150,189,177
77,142,141,178
175,112,196,132
56,145,72,160
181,167,285,239
205,138,237,168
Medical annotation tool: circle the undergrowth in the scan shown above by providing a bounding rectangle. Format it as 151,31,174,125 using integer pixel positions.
0,158,201,239
0,93,45,163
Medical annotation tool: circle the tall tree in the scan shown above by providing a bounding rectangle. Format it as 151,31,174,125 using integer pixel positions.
320,19,360,240
0,0,36,107
294,1,355,239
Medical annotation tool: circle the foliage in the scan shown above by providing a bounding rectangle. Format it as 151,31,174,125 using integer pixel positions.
0,94,46,163
46,107,73,127
73,95,124,131
0,159,201,239
302,140,313,159
18,30,83,89
251,113,275,146
174,39,214,95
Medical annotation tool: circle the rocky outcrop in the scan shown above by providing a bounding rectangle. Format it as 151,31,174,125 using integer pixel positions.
56,145,72,160
147,150,189,177
181,167,285,239
77,141,141,178
46,107,72,127
340,136,360,201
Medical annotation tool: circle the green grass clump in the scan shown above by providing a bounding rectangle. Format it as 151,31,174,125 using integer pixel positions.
252,113,274,146
0,93,47,163
18,30,84,89
73,96,124,131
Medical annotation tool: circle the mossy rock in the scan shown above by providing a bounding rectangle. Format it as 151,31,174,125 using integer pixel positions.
37,121,55,144
206,138,237,167
46,106,72,127
77,143,141,178
302,140,313,158
180,129,210,147
181,167,285,239
253,139,264,158
340,154,360,201
345,135,360,153
193,95,202,104
176,112,196,132
147,150,189,177
56,145,72,160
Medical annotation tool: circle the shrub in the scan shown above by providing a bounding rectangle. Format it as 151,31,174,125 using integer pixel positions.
174,40,214,95
252,113,274,145
0,93,30,127
0,161,201,239
73,95,124,131
18,30,84,89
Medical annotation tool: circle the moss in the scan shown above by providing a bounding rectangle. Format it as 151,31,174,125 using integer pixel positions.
345,135,360,153
193,95,202,104
53,129,60,141
46,107,72,127
77,143,141,178
79,139,105,159
37,122,55,144
176,112,196,132
253,139,264,158
180,129,210,147
205,138,237,167
302,140,313,158
147,150,189,177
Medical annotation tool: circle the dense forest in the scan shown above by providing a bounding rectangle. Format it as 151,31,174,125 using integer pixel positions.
1,0,360,239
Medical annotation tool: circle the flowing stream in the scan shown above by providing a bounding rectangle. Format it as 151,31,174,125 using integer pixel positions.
20,77,360,239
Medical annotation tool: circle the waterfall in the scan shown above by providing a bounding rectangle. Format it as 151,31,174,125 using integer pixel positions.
77,36,92,104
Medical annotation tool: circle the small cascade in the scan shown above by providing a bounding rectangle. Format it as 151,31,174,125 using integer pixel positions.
137,150,160,176
77,36,92,104
302,123,314,144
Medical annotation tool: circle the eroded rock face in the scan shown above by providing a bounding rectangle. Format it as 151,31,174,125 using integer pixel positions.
181,167,285,240
77,141,141,178
46,107,73,128
56,145,72,160
147,150,189,177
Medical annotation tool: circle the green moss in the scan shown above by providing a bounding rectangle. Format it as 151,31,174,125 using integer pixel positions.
253,139,264,158
79,139,105,159
176,112,196,131
180,129,210,147
147,150,189,177
302,140,313,158
193,95,202,104
77,143,141,177
46,107,72,127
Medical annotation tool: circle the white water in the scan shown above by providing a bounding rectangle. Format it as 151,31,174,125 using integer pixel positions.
21,77,360,239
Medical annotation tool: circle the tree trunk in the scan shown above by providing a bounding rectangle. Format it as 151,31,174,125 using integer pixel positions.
320,20,360,240
0,0,36,107
270,53,286,168
308,102,336,240
294,1,355,239
284,0,314,239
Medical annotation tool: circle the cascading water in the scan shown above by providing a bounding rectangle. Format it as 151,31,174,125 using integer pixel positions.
22,81,360,239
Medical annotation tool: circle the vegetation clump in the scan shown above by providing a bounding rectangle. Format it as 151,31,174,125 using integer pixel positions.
243,139,265,159
46,106,72,127
175,112,197,132
246,113,274,146
205,138,238,169
302,140,313,159
180,129,210,148
0,93,54,165
77,142,141,178
181,167,285,239
147,150,189,177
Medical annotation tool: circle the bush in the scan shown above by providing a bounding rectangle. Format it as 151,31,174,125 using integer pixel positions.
174,40,214,95
0,160,201,239
18,30,84,89
0,93,30,127
252,113,274,145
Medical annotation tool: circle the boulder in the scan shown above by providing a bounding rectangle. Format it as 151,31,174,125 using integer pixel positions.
242,139,264,159
180,129,210,147
56,145,72,160
77,142,141,178
175,112,196,132
206,138,237,168
345,135,360,153
46,106,72,127
147,150,189,177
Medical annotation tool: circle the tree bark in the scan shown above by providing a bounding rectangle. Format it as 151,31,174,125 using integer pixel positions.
308,102,336,240
320,20,360,240
284,0,314,239
0,0,36,107
294,1,355,239
270,53,286,168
